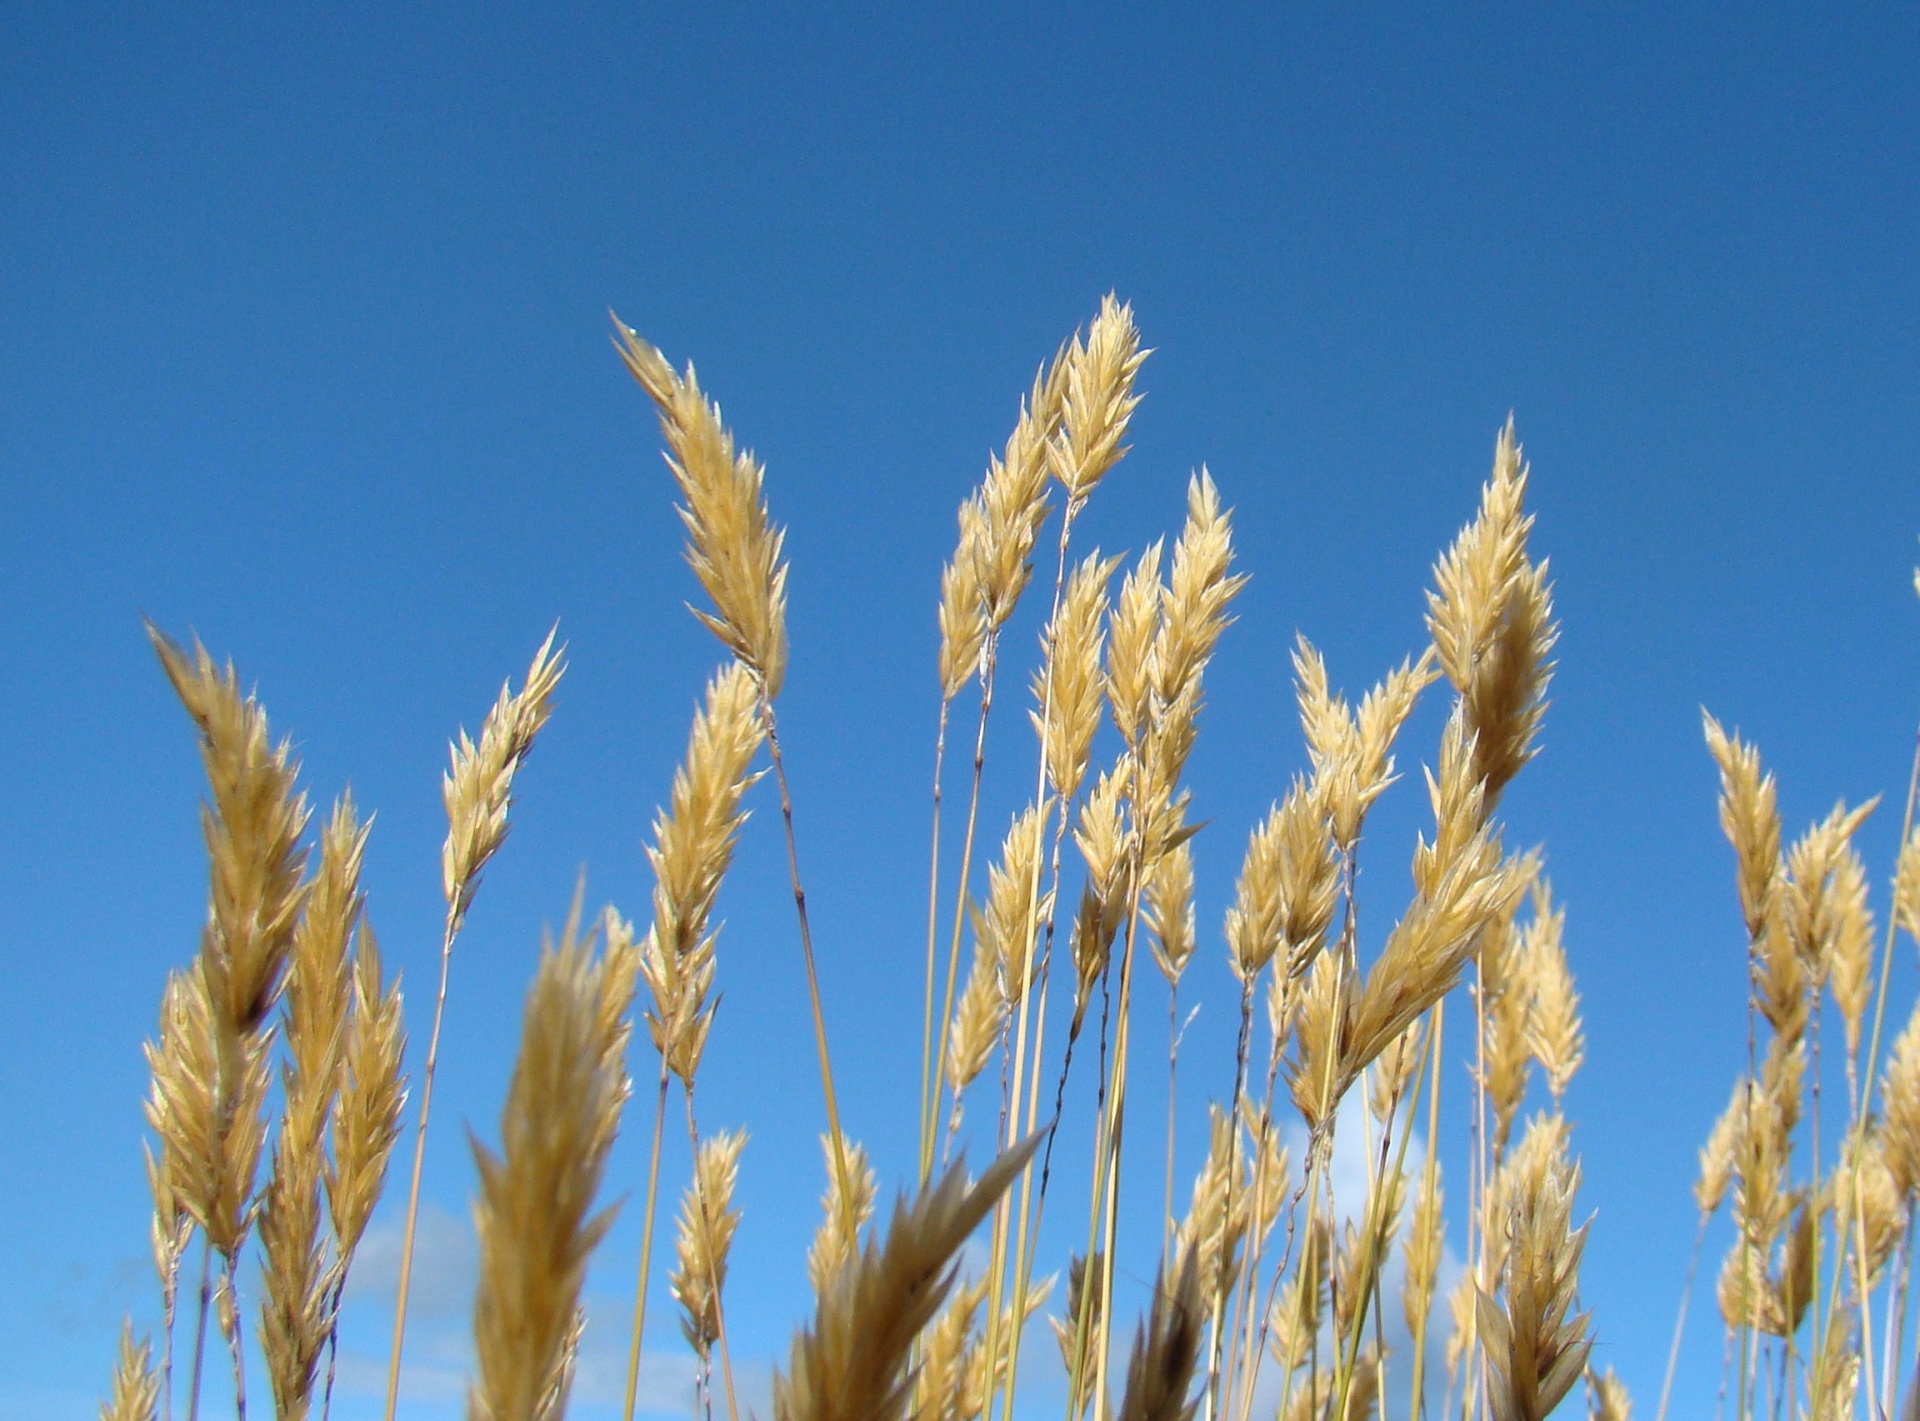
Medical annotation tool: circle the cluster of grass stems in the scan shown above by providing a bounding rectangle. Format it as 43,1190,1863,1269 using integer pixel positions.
95,297,1920,1421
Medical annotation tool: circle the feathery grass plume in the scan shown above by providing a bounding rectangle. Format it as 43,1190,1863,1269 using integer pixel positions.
1403,1165,1446,1337
1895,825,1920,949
614,323,790,695
1779,798,1877,982
1702,713,1782,943
1883,1005,1920,1199
955,1280,1055,1421
807,1136,878,1295
149,624,312,1044
1054,1253,1107,1419
144,965,214,1292
1147,842,1196,987
1521,883,1583,1105
1070,767,1129,1031
1475,1115,1592,1421
1225,776,1341,989
1112,1254,1204,1421
1413,709,1491,898
469,912,632,1421
1481,910,1536,1159
326,924,406,1261
102,1322,160,1421
1294,637,1440,852
1133,472,1245,859
945,927,1005,1132
1696,1081,1744,1218
672,1131,747,1366
441,631,566,934
1424,420,1557,809
939,496,991,702
981,801,1051,1008
1269,1218,1331,1372
1034,551,1121,802
1295,835,1528,1129
772,1133,1042,1421
259,794,368,1421
1051,294,1146,506
975,346,1072,631
388,631,564,1421
1106,543,1165,752
638,662,766,1088
1838,1125,1903,1288
1589,1367,1632,1421
1826,842,1876,1058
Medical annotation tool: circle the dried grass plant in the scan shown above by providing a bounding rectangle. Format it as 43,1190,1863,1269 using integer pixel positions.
109,294,1920,1421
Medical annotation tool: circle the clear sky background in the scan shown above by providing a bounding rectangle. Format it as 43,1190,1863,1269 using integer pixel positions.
4,5,1919,1419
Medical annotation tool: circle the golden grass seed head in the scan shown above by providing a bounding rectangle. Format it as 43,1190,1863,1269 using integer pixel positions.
1106,542,1165,751
807,1135,877,1296
955,1281,1055,1421
282,794,368,1144
671,1129,747,1361
1695,1081,1744,1217
1069,879,1123,1038
615,323,791,695
1702,713,1781,942
1837,1124,1903,1287
1152,470,1246,715
1052,294,1146,505
1414,709,1490,898
1270,1219,1332,1371
1403,1165,1446,1339
946,928,1004,1100
469,915,629,1421
982,800,1051,1007
326,922,407,1261
1147,841,1196,988
1476,1112,1592,1421
1033,550,1120,802
1809,1325,1860,1421
1827,843,1875,1055
1780,797,1878,983
1287,951,1349,1133
1174,1104,1244,1304
1588,1368,1632,1421
1754,912,1809,1045
1521,885,1583,1104
1881,1002,1920,1198
100,1321,160,1421
258,1098,332,1421
938,495,991,703
144,965,214,1277
442,629,566,932
975,349,1071,631
771,1133,1041,1421
1367,1021,1423,1128
149,624,312,1041
1895,825,1920,950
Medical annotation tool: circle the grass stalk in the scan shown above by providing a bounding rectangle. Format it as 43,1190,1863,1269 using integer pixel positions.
620,1066,673,1421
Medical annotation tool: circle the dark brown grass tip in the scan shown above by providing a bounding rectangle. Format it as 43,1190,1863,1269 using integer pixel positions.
1114,1251,1205,1421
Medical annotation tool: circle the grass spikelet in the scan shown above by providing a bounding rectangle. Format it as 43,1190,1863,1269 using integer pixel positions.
326,924,406,1260
1112,1254,1204,1421
1292,638,1436,851
1147,842,1197,988
807,1136,878,1295
672,1130,747,1367
1052,294,1146,505
1695,1081,1744,1217
982,801,1050,1007
441,631,566,933
946,929,1005,1116
145,964,218,1265
148,624,311,1042
1475,1114,1593,1421
1033,551,1121,802
469,911,631,1421
1225,776,1339,987
772,1133,1042,1421
1827,843,1875,1058
938,496,991,702
916,1278,986,1421
1895,825,1920,949
1882,1004,1920,1198
1174,1105,1245,1306
257,1105,329,1421
975,347,1071,630
1589,1367,1632,1421
1702,713,1782,943
1521,882,1583,1105
1403,1164,1446,1337
1106,543,1165,751
614,323,790,695
1424,420,1556,809
102,1322,160,1421
639,661,766,1087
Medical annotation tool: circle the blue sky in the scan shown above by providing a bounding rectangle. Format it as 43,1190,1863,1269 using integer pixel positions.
4,4,1919,1418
